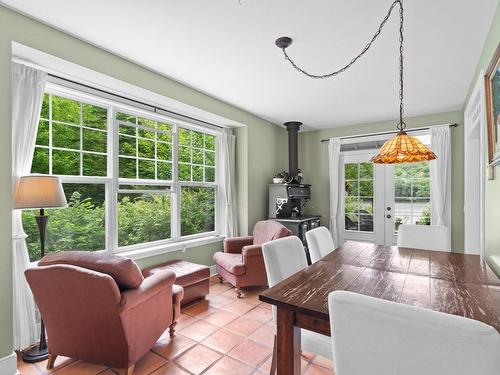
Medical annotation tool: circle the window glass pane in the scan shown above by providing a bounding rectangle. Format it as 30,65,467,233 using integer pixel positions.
179,146,191,163
22,183,106,262
205,167,215,182
83,154,107,176
53,123,80,150
138,128,155,139
205,151,215,166
394,161,431,230
138,139,155,159
119,135,136,157
157,142,172,161
118,192,171,246
179,164,191,181
179,128,190,146
119,157,136,179
192,165,204,182
359,162,373,179
82,103,107,130
119,124,136,136
192,149,203,165
138,117,156,128
138,159,155,179
158,162,172,180
192,131,204,148
36,120,49,146
52,95,80,124
344,162,374,232
181,186,215,236
31,147,49,174
40,94,49,119
83,128,107,153
205,134,215,151
53,150,79,175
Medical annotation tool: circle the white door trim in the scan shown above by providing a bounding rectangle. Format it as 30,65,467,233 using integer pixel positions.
464,70,486,258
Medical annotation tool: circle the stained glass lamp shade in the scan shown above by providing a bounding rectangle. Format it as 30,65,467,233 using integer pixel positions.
371,131,437,164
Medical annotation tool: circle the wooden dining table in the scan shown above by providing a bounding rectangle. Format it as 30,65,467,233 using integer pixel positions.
259,241,500,375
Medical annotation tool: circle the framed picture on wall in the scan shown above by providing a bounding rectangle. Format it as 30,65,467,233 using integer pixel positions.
485,42,500,166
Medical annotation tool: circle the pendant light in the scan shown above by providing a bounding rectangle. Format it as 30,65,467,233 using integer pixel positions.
275,0,436,164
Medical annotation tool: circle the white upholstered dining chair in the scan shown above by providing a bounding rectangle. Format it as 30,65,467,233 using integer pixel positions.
397,224,451,251
306,226,336,263
262,236,332,374
328,290,500,375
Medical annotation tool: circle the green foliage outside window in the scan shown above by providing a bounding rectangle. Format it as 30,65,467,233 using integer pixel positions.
23,93,217,261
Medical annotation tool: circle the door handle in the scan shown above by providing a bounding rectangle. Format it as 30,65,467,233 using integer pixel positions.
386,214,392,219
386,207,392,211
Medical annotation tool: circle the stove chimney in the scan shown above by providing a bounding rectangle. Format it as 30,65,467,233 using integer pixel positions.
284,121,302,178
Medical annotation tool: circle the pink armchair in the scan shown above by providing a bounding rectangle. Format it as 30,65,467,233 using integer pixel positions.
25,251,183,374
213,220,291,297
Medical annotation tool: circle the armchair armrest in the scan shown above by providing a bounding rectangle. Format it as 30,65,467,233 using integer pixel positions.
242,244,263,261
224,236,254,254
119,269,176,312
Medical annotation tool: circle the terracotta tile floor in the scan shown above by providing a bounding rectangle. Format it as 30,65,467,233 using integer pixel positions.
17,276,334,374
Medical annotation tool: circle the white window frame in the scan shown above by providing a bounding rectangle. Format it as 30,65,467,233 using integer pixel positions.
38,82,222,255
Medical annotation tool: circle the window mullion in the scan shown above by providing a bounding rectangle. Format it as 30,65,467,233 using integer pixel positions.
172,124,180,240
109,108,119,253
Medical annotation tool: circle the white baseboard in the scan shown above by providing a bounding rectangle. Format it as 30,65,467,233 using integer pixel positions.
209,264,217,276
0,352,19,375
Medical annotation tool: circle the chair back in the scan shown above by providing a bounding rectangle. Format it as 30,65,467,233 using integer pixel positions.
262,236,307,287
25,265,129,366
397,224,451,251
253,220,292,245
328,291,500,375
306,226,336,263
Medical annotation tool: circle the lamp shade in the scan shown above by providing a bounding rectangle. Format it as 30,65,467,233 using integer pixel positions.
14,175,67,210
371,131,437,164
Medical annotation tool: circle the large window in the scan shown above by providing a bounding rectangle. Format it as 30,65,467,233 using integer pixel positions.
23,87,219,261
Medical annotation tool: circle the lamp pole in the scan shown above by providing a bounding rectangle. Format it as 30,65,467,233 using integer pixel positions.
22,208,49,363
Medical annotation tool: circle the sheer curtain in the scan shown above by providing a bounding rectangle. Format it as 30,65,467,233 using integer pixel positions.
12,63,47,350
430,125,451,226
220,128,238,237
328,138,343,247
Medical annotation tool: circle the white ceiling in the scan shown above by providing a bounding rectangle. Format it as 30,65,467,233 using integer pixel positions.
2,0,498,130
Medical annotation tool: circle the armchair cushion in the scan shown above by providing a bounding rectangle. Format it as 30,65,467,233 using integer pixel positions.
39,251,144,290
224,236,254,253
253,220,292,245
213,252,246,275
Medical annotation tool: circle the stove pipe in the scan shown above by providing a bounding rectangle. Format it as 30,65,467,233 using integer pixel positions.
284,121,302,178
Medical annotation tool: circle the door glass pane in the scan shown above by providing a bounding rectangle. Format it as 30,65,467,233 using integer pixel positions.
344,162,374,232
394,161,431,231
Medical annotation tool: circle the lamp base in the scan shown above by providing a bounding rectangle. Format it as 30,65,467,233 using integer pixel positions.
22,345,48,363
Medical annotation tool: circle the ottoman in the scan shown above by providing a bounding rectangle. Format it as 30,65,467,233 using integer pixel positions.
143,260,210,305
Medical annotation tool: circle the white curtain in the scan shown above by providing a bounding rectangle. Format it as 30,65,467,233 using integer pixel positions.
328,138,343,247
430,125,451,226
12,63,47,350
220,128,238,237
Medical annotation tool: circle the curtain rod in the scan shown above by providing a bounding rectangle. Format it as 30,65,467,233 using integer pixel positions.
47,73,224,130
320,123,459,143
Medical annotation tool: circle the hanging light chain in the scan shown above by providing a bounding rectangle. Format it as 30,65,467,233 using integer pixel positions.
281,0,406,130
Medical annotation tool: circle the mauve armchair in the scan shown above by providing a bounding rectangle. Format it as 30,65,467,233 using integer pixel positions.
213,220,291,297
25,251,183,374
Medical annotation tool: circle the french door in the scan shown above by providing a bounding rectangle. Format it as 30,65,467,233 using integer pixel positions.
342,151,431,246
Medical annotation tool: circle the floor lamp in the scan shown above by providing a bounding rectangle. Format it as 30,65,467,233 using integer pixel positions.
14,175,67,363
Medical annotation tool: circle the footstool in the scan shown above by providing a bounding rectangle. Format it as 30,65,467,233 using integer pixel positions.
142,260,210,305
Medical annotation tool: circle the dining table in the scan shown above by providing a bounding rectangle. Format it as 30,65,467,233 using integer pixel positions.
259,241,500,375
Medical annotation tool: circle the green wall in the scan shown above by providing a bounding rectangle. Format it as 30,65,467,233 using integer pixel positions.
465,2,500,274
298,111,465,251
0,5,286,360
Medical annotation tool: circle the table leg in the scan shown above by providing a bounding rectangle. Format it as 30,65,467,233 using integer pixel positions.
276,307,301,375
